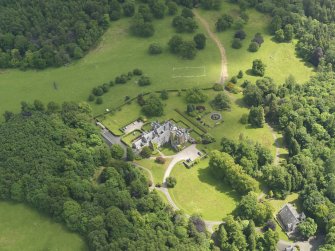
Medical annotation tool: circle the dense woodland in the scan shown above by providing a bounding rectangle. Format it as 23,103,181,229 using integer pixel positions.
0,103,212,250
242,69,335,250
0,0,212,69
228,0,335,68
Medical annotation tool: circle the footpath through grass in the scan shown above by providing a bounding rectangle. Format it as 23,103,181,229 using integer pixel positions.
0,201,87,251
198,1,315,85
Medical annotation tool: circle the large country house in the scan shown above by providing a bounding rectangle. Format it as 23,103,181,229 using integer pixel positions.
132,121,191,152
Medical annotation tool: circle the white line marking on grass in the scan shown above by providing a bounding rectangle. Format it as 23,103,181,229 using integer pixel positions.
172,66,206,78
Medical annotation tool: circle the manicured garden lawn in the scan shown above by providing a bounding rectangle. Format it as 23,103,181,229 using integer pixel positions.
169,159,239,221
0,11,220,119
198,1,315,85
100,90,277,158
122,130,142,146
0,201,87,251
200,93,277,157
135,158,172,184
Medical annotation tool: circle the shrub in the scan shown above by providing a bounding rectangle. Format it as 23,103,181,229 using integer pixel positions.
115,74,128,84
241,80,251,88
111,144,124,159
185,88,208,103
249,42,259,52
225,82,240,94
102,83,109,93
252,59,266,76
133,68,143,76
202,133,216,144
231,76,238,84
237,70,244,79
252,33,264,46
232,38,242,49
123,2,135,17
167,2,178,15
216,14,233,32
240,114,248,124
126,147,134,161
148,43,163,55
96,97,103,104
140,146,152,158
181,8,194,18
138,76,151,86
172,15,198,33
193,33,206,50
213,83,224,91
142,95,164,117
88,94,95,102
211,93,231,110
196,105,206,112
155,156,166,164
130,15,155,37
160,90,169,100
166,177,177,188
179,41,197,59
235,30,246,40
92,87,104,96
168,35,183,54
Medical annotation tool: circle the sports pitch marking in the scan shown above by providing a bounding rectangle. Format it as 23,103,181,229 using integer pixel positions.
172,66,206,78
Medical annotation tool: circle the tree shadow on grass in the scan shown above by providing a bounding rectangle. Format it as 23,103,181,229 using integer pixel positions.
234,97,246,108
197,166,239,201
245,69,254,76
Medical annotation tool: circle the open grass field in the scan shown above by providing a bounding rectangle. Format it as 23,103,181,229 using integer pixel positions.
0,201,87,251
169,159,239,221
135,158,172,183
198,1,315,85
0,12,220,119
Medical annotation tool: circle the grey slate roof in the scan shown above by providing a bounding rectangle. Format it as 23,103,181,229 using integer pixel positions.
278,204,301,232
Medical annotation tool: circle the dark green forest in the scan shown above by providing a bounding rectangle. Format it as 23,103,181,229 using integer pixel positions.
242,69,335,250
0,0,112,69
0,102,211,250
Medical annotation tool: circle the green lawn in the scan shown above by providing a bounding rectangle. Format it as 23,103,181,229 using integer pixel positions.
0,201,87,251
0,12,220,119
201,93,277,157
122,130,142,146
198,1,315,85
135,158,172,184
169,159,239,221
160,145,178,156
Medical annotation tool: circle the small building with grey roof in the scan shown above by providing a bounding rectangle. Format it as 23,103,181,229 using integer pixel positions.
277,203,306,233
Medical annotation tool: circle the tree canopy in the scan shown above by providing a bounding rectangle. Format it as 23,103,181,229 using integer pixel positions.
0,101,211,250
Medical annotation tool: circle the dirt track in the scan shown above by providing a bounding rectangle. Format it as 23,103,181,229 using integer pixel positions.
193,10,228,83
